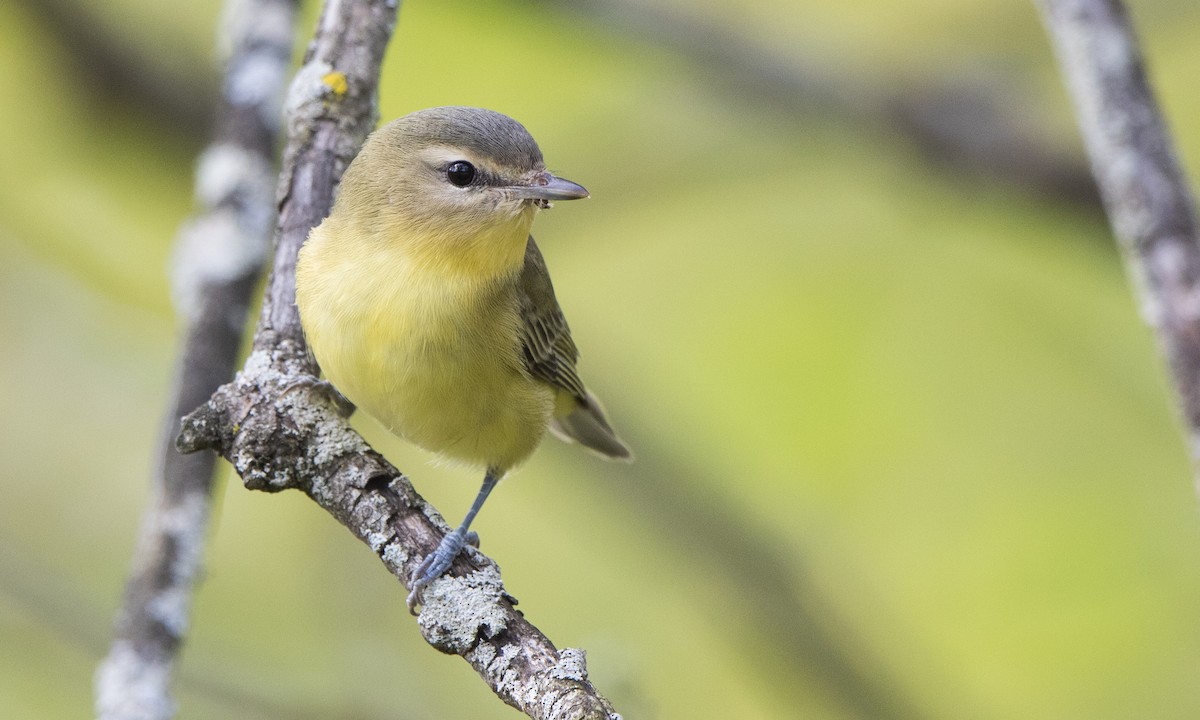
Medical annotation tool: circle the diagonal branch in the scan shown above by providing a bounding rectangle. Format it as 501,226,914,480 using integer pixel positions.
175,0,622,717
1036,0,1200,484
95,1,296,718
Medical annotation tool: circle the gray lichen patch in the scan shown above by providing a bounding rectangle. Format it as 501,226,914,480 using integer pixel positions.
273,377,369,470
352,493,397,552
170,143,273,323
417,567,508,654
550,648,589,682
379,540,410,575
300,406,368,468
95,640,175,720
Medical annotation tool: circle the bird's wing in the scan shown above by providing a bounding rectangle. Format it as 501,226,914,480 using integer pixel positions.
519,237,633,460
518,237,587,401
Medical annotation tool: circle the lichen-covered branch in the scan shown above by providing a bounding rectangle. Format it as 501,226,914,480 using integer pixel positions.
94,1,297,719
177,363,618,719
174,0,621,717
1037,0,1200,483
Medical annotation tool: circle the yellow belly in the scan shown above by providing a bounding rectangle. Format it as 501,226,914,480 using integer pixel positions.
296,224,553,471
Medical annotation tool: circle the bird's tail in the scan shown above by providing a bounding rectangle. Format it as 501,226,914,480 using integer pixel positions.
549,390,633,461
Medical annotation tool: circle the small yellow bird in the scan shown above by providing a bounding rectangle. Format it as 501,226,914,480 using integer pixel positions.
295,107,630,607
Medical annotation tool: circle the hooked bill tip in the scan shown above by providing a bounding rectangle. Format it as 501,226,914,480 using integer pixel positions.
514,174,589,201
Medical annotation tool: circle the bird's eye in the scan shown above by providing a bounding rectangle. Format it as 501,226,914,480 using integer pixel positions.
446,161,476,187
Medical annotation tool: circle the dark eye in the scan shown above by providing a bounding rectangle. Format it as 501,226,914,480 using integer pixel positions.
446,161,476,187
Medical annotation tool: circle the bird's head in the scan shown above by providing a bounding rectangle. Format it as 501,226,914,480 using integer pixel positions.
336,106,588,243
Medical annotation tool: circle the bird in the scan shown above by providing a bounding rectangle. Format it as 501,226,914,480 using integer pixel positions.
295,106,631,610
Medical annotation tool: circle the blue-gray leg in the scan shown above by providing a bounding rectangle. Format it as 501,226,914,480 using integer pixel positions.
406,469,500,612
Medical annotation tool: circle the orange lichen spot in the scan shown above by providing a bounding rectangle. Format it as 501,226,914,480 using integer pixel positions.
322,71,348,96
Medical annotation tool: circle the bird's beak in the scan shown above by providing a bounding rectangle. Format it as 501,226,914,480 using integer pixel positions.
510,173,590,201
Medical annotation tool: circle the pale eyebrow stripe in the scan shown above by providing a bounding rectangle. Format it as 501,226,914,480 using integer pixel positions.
421,146,506,186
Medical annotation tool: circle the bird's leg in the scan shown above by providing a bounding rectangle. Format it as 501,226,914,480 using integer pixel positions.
407,468,500,612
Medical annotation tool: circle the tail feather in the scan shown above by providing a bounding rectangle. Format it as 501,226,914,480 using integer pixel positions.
549,390,633,461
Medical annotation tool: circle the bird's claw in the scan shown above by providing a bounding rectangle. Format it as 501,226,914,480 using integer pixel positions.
406,528,469,614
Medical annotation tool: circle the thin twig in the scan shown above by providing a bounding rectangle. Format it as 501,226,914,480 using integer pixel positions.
1036,0,1200,483
94,1,296,718
175,0,622,717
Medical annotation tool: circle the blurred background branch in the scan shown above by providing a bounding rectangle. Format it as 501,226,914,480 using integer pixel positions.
11,0,218,143
15,0,1103,210
1037,0,1200,483
93,0,296,717
532,0,1102,208
0,547,352,720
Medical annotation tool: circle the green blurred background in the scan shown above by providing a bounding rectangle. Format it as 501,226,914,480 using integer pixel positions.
4,0,1200,717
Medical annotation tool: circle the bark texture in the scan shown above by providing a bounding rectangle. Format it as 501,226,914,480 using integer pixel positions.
1038,0,1200,484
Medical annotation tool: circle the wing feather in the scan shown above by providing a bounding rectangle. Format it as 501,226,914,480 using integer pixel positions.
519,237,632,460
518,237,587,401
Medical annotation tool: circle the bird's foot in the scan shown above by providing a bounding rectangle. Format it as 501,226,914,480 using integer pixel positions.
406,528,471,613
283,375,356,418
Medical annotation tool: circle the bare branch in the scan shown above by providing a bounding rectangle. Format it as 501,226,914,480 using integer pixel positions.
1037,0,1200,480
94,1,296,718
175,0,622,716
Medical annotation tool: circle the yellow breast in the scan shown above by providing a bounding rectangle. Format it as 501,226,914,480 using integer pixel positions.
295,217,554,471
